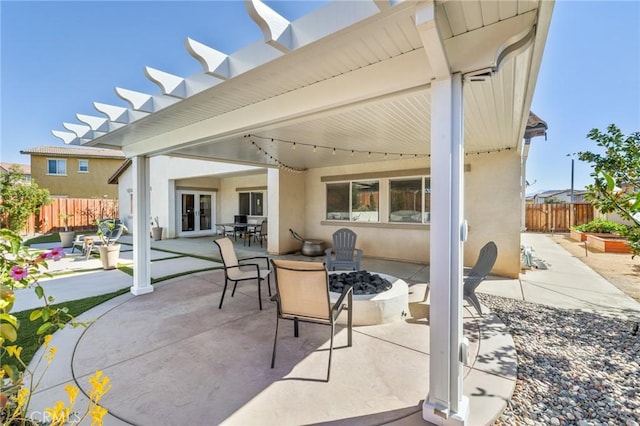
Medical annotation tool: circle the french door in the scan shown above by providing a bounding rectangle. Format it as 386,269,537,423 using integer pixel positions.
177,191,216,236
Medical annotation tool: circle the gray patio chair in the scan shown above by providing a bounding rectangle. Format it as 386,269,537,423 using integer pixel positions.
72,220,125,259
324,228,363,271
270,259,353,381
213,237,271,310
464,241,498,316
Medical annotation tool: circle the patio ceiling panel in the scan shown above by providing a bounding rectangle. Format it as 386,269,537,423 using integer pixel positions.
60,0,546,171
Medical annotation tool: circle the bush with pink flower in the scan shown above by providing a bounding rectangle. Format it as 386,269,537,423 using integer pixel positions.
1,228,110,425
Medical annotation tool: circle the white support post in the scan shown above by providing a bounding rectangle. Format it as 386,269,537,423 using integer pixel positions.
131,155,153,296
424,72,468,425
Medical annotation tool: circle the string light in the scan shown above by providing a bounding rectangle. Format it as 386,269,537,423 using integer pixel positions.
332,148,336,155
313,145,317,153
292,142,296,150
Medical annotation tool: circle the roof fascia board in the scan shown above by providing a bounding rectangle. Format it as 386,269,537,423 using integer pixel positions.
514,0,555,153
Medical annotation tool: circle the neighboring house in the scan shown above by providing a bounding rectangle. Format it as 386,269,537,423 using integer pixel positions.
20,146,125,198
531,189,589,204
52,1,554,419
0,162,31,182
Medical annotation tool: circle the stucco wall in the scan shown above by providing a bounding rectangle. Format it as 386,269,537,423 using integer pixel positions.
303,152,522,277
30,155,122,198
304,157,431,264
269,168,305,255
464,151,522,277
116,156,262,236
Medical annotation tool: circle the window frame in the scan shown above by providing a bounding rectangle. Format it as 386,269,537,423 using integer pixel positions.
238,191,265,216
47,158,67,176
325,179,381,223
78,159,89,173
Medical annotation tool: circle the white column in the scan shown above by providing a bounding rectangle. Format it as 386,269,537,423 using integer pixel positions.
131,155,153,295
424,73,468,425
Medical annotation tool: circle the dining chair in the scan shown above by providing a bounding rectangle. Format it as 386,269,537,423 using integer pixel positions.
270,259,353,381
213,237,271,310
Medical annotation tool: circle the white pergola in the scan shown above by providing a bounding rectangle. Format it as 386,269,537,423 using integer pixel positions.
53,1,554,423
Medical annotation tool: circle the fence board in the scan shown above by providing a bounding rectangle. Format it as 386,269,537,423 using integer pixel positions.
2,198,119,235
525,203,594,232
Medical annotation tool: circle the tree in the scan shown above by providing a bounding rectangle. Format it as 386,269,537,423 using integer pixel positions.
578,124,640,256
0,165,51,233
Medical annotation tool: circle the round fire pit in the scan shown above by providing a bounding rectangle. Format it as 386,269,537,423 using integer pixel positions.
329,271,408,326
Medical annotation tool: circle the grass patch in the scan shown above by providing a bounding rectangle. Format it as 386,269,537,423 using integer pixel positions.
22,233,62,246
12,288,129,370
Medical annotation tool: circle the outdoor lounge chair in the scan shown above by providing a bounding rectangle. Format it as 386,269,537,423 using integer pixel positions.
71,220,125,259
463,241,498,316
324,228,363,271
213,237,271,310
270,259,353,381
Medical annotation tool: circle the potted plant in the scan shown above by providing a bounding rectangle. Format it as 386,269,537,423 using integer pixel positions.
96,219,126,270
58,212,75,248
151,216,163,241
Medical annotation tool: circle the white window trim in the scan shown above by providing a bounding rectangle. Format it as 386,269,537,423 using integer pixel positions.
78,159,89,173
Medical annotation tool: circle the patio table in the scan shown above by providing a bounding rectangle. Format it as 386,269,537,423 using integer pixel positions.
216,223,260,246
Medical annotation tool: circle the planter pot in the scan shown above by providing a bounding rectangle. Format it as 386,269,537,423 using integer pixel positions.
151,227,163,241
98,244,121,270
59,231,75,248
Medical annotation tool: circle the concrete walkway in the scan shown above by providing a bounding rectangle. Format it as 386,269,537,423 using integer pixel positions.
18,233,639,425
478,233,640,320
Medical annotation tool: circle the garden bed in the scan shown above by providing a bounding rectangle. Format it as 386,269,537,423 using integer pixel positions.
585,233,632,254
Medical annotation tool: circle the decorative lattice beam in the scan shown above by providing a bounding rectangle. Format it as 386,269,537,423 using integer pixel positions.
245,0,292,53
185,38,230,80
51,130,79,145
115,87,179,113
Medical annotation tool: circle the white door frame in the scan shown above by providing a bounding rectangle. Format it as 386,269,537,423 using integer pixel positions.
176,190,217,237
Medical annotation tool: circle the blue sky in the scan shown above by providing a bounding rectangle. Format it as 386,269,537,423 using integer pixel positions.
1,1,639,193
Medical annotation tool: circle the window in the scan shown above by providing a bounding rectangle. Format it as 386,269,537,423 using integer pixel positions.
326,180,380,222
389,178,422,223
239,192,264,216
78,159,89,172
47,159,67,175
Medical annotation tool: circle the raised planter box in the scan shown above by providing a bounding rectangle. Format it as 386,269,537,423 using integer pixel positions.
586,234,632,254
570,229,587,242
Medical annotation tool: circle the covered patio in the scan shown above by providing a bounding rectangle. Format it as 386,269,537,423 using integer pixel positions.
28,240,516,425
52,1,554,423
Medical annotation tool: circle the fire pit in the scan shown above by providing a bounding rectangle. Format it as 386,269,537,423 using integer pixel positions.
329,271,393,295
329,271,408,326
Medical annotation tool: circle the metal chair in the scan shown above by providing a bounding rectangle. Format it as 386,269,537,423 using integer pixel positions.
464,241,498,315
213,237,271,310
324,228,363,271
270,259,353,381
251,219,268,247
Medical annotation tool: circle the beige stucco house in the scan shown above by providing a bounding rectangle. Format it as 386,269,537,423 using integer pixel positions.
20,146,124,198
53,1,555,423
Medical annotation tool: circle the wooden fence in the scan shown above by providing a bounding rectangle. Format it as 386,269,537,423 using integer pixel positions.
5,198,119,235
525,203,595,232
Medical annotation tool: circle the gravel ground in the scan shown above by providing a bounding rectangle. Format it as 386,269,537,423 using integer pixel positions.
480,294,640,426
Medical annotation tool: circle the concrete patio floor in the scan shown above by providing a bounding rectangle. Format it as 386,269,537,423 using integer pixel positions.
24,235,517,426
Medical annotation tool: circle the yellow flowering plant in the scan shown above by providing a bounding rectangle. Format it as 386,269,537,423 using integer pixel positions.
1,229,110,425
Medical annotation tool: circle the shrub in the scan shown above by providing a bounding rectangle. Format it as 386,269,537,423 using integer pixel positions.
573,219,629,235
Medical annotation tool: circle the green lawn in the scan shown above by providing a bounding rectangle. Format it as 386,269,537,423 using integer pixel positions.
22,233,62,246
